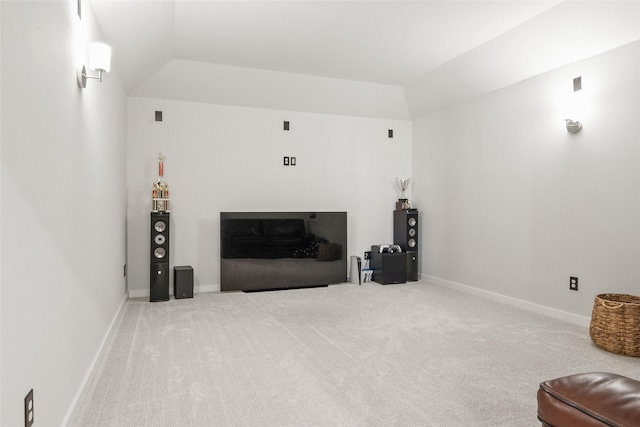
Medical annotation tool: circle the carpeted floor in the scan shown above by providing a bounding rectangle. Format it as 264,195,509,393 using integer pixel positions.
70,281,640,426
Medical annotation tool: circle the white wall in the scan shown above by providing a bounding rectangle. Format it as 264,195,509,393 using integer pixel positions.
1,2,127,426
413,41,640,319
127,98,412,296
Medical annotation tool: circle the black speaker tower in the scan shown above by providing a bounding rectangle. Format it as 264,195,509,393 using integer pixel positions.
150,211,170,301
394,209,419,281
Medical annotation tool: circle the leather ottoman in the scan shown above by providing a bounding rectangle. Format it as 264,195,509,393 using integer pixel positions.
537,372,640,426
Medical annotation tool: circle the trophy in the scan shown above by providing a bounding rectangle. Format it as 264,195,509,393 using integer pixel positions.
152,153,170,212
395,177,411,210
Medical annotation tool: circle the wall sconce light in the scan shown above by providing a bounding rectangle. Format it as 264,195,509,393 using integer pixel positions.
565,119,582,133
565,76,582,133
77,42,111,88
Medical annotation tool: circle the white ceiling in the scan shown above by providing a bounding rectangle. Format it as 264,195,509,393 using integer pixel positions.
90,0,560,90
89,1,640,119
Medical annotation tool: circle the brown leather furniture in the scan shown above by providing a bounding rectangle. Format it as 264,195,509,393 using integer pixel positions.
537,372,640,426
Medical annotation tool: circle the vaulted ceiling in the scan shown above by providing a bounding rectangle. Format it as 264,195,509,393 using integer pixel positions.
90,1,640,119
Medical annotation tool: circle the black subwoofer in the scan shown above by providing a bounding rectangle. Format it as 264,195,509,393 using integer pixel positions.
174,266,193,299
150,212,170,302
394,209,418,252
371,252,407,285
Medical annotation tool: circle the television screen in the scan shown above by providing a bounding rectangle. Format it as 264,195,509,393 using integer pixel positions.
220,212,347,291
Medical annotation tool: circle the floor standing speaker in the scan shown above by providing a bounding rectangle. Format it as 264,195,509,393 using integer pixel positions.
394,210,419,281
150,211,170,302
394,209,419,252
407,251,418,282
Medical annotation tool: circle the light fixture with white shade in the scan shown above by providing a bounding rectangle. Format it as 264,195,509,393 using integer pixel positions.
564,76,583,134
77,42,111,88
565,119,582,134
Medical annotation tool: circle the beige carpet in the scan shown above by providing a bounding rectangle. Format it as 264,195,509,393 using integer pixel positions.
70,281,639,426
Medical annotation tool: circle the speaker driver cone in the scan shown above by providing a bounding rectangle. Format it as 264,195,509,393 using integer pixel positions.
154,247,166,259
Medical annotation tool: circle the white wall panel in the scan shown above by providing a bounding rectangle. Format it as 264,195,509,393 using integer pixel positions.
127,99,412,296
0,2,127,425
413,41,640,318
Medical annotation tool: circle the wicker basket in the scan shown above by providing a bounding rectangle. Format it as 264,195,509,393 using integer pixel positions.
589,293,640,357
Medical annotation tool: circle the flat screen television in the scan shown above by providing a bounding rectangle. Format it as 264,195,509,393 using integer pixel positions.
220,212,347,292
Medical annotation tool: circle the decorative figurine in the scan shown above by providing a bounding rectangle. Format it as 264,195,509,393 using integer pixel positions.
395,177,411,210
152,153,170,212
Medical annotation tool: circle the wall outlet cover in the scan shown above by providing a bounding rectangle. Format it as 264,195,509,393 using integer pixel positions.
570,276,579,291
24,389,34,427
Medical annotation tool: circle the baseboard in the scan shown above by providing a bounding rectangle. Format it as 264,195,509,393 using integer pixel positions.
197,284,218,293
128,283,219,299
61,292,128,427
422,274,590,328
128,288,149,298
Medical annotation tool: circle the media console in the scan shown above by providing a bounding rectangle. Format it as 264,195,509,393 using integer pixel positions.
220,212,347,292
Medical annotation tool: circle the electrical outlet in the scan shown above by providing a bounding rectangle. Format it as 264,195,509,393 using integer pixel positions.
364,251,371,260
24,389,34,427
570,276,579,291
